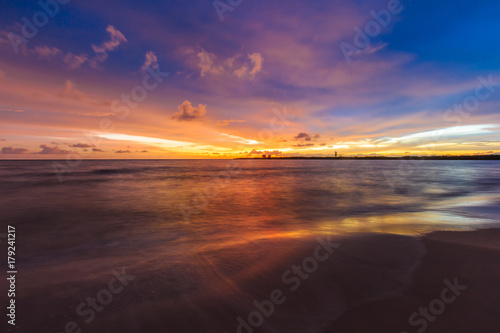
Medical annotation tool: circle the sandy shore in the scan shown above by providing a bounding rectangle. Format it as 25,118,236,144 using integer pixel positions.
11,228,500,333
329,228,500,333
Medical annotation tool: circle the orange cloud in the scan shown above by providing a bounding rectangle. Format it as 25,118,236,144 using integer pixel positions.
172,100,207,121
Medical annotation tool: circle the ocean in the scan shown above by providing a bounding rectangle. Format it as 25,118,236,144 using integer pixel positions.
1,159,499,332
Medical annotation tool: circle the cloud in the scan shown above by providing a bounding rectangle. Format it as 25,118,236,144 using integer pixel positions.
348,43,389,61
184,48,262,80
141,51,158,71
220,133,260,145
171,100,207,121
38,144,70,154
58,80,86,101
234,53,263,79
233,64,248,79
249,53,263,77
233,65,248,79
34,46,61,60
140,150,149,153
197,49,223,77
294,143,315,147
248,149,283,156
92,148,104,152
1,147,28,154
0,139,5,141
55,80,111,110
69,143,95,148
63,52,88,69
294,132,321,141
216,119,246,126
294,132,312,141
115,150,131,153
375,124,498,146
91,25,127,66
38,26,125,69
0,108,24,113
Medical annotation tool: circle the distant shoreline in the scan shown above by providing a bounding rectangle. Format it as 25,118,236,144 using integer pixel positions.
1,155,499,161
236,155,500,160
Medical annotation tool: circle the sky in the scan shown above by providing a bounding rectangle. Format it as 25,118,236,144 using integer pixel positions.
0,0,500,159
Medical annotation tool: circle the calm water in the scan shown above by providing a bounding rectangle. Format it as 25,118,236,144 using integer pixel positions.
1,159,499,332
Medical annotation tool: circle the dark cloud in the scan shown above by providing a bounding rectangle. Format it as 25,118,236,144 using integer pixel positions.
39,145,70,154
115,150,131,153
70,143,95,148
140,150,149,153
293,143,315,147
172,100,206,121
248,149,283,156
1,147,28,154
294,132,321,141
294,132,312,141
92,148,104,152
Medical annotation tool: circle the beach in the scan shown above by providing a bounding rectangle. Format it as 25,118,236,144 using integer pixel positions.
3,0,500,331
13,228,500,333
2,159,499,332
330,228,500,333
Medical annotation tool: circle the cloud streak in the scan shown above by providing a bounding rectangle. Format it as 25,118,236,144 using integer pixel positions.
1,147,28,154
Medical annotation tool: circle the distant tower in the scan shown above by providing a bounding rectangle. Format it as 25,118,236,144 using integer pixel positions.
335,151,338,157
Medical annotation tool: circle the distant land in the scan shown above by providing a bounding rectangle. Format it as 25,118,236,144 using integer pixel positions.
236,155,500,160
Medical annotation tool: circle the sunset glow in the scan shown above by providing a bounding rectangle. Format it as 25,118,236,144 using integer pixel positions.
1,0,499,159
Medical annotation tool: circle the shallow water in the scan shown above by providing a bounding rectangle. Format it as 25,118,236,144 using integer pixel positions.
1,159,499,332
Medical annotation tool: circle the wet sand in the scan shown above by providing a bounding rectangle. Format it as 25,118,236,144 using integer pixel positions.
330,228,500,333
11,228,500,333
22,233,426,333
